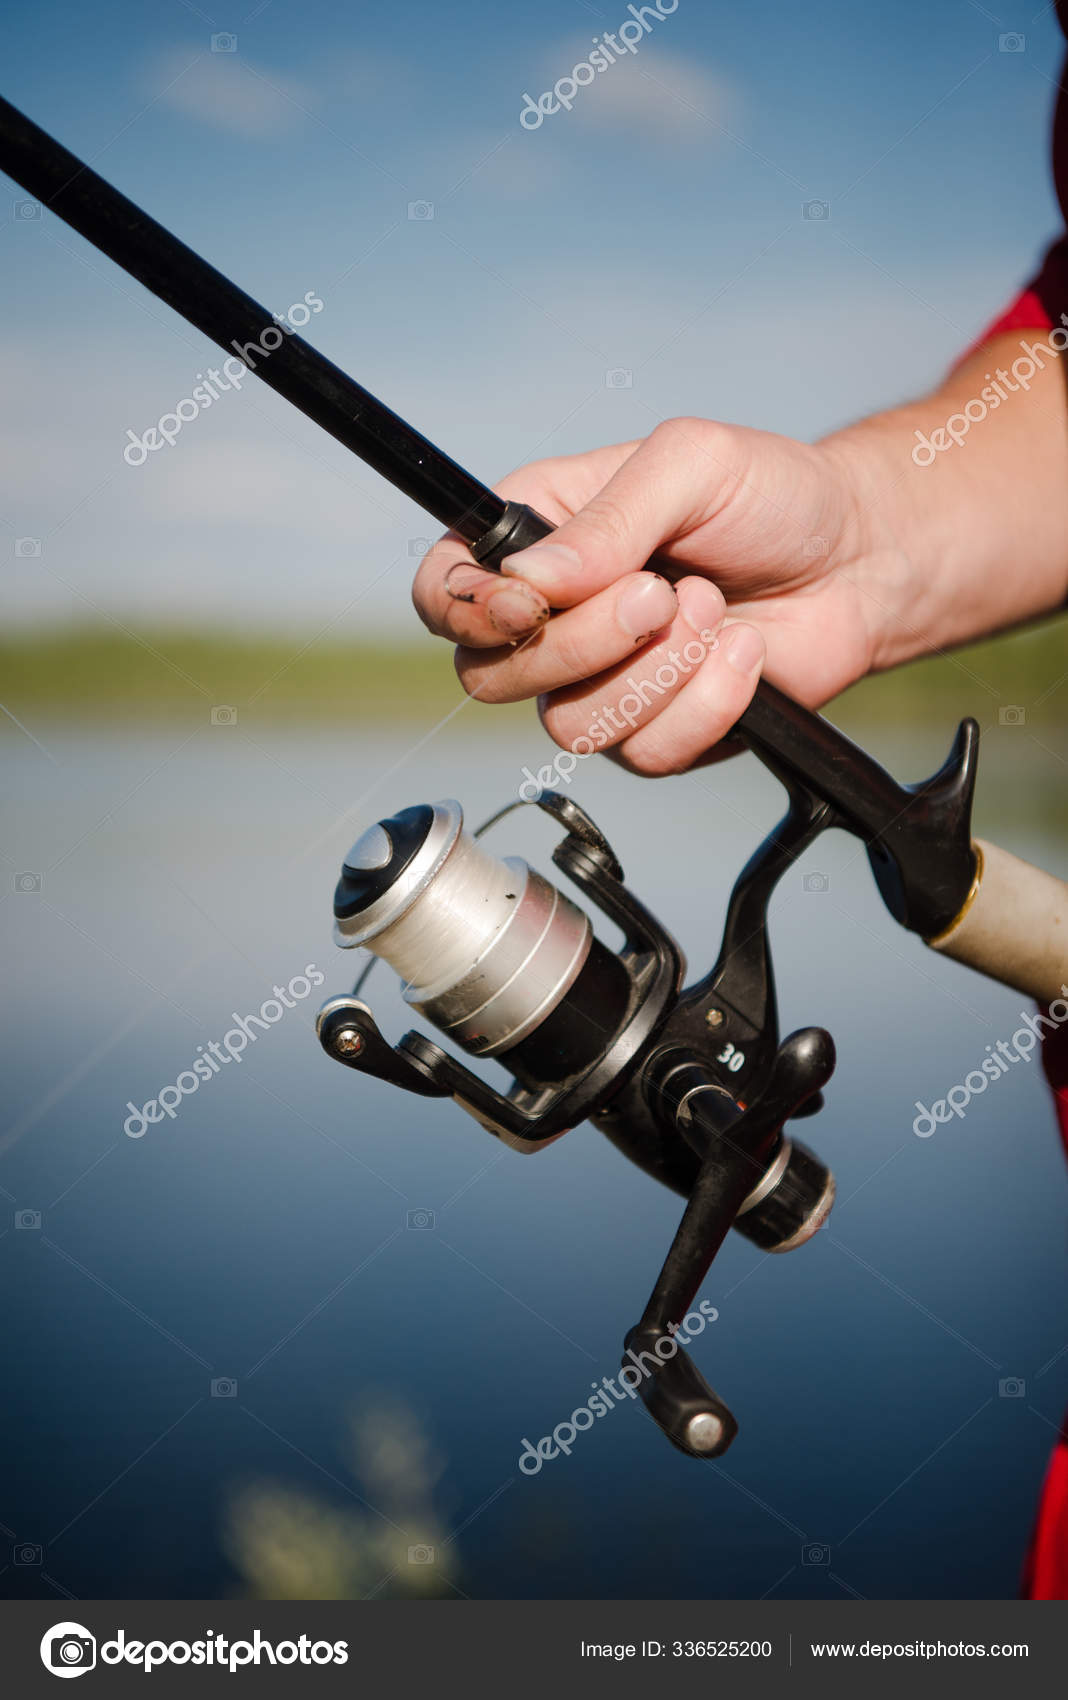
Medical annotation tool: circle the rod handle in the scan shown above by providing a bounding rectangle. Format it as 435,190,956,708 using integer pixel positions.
926,839,1068,1005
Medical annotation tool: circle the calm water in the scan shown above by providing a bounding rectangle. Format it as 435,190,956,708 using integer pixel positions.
2,718,1066,1601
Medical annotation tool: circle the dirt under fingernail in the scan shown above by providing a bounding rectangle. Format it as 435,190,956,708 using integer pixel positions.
446,563,489,602
488,586,549,637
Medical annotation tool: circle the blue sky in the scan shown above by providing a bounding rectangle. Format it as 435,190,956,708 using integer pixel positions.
1,0,1065,631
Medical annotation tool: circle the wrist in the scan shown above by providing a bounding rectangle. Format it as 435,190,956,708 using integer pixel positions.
815,428,929,674
820,334,1068,670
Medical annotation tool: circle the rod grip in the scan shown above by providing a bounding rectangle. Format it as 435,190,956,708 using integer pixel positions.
926,839,1068,1005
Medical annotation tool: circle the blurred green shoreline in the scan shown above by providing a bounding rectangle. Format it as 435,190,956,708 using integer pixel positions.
2,620,1063,839
1,617,1063,731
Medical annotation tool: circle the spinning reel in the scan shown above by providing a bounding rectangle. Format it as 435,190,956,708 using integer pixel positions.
3,93,1065,1461
316,785,840,1458
314,708,986,1459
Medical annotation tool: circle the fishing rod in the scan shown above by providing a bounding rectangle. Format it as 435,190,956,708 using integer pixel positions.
3,93,1065,1459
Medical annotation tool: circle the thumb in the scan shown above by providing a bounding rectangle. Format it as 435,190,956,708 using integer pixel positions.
500,418,743,608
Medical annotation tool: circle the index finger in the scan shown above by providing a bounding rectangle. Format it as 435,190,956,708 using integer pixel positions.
411,442,641,647
412,534,551,647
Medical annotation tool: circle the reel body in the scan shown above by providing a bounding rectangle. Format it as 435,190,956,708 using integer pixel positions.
318,789,840,1459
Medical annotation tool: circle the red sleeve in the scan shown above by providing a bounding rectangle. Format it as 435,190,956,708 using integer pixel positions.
1043,1015,1068,1163
971,11,1068,344
1024,1431,1068,1600
980,247,1068,340
984,284,1057,336
1022,1017,1068,1598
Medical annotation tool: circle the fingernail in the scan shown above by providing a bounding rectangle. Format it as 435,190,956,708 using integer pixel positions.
616,573,678,641
487,584,549,637
724,623,765,674
676,577,726,638
446,562,491,603
501,541,584,592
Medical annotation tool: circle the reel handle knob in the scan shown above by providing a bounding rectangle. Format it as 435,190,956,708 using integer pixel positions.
623,1325,738,1459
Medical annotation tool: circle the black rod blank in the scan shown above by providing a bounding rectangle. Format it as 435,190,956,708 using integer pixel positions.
0,93,503,539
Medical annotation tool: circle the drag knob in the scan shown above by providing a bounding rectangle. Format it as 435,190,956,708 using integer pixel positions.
333,802,447,932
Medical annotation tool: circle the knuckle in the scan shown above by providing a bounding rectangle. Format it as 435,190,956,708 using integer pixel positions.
649,415,706,453
649,414,732,473
411,552,450,627
566,492,633,556
688,696,741,754
410,570,433,618
453,649,487,700
414,603,454,643
635,729,691,775
496,454,554,497
545,620,605,685
411,589,444,638
612,740,676,778
646,415,747,528
453,649,514,705
538,697,582,750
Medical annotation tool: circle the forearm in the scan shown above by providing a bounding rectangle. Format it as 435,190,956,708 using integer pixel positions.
824,329,1068,669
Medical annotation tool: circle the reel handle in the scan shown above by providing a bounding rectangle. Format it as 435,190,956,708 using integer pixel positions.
626,1030,836,1459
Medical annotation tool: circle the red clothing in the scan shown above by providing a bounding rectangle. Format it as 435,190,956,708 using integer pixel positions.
984,2,1068,338
1045,1020,1068,1170
1022,1025,1068,1598
957,7,1068,1599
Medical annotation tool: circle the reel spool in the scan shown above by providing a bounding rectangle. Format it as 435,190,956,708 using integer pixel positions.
332,800,630,1082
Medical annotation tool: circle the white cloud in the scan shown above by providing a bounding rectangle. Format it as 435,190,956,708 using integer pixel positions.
440,129,564,201
532,41,737,141
149,48,315,138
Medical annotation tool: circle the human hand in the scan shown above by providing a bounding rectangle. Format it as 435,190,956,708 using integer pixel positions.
412,416,891,775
